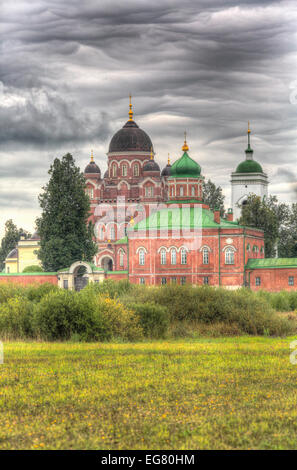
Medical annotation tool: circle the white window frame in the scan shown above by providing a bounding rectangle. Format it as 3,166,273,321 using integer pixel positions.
225,248,235,265
202,247,209,265
171,249,177,265
160,249,166,265
139,249,145,266
181,248,187,265
122,164,127,177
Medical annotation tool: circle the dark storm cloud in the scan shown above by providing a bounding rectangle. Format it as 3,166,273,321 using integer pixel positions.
0,0,296,231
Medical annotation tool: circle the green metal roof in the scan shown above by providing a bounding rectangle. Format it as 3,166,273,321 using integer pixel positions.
169,151,201,178
115,236,128,244
246,258,297,269
236,159,263,174
129,206,242,231
0,272,57,276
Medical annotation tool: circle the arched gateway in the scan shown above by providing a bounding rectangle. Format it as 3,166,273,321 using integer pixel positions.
57,261,104,290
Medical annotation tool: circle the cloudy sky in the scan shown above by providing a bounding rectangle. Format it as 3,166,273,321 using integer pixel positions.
1,0,297,234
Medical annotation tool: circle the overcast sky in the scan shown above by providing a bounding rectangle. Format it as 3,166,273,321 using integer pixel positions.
0,0,297,234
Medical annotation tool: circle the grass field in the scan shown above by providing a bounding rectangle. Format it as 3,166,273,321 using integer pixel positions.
1,337,297,450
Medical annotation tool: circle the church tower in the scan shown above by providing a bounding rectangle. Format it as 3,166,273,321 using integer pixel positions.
231,123,268,220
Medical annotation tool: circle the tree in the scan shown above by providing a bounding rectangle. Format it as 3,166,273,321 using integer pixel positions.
278,203,297,258
203,179,225,217
36,153,97,272
22,265,43,273
0,220,31,271
239,194,290,258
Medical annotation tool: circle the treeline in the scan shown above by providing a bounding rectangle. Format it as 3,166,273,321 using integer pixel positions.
0,281,296,341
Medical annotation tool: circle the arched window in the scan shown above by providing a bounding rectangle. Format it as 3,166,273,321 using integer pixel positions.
112,164,117,177
110,227,115,240
86,187,94,199
181,248,187,265
202,247,209,265
179,186,184,196
133,164,139,176
160,249,166,265
225,247,235,265
139,249,145,266
171,248,177,265
145,186,154,197
246,243,250,252
171,187,175,197
119,250,124,267
100,227,104,240
122,164,127,177
191,186,195,196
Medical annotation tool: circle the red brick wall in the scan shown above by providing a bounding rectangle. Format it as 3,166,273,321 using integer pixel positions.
247,268,297,292
0,275,58,286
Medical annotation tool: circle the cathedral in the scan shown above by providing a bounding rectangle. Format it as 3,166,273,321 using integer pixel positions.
80,99,297,290
2,99,297,291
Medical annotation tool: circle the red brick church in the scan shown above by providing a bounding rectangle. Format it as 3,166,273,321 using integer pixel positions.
82,99,297,291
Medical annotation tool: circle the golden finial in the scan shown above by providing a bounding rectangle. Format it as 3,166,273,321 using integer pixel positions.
90,149,94,162
182,131,189,152
150,146,154,160
168,153,170,165
130,216,134,225
247,121,251,134
128,94,133,121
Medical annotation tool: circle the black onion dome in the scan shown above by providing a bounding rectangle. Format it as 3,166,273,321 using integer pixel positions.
7,248,18,258
143,160,160,173
161,163,171,177
109,120,153,153
84,161,101,174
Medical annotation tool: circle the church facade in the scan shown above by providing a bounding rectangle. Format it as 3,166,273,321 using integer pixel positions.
2,99,297,291
81,100,297,291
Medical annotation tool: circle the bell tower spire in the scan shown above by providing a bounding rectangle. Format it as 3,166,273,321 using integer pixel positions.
128,94,133,121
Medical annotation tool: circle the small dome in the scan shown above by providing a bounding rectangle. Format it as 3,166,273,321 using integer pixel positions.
170,151,201,178
84,161,101,174
109,120,153,153
236,160,263,173
7,248,18,259
161,163,171,177
143,160,160,173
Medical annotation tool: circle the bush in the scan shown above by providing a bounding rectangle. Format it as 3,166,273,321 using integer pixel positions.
22,265,43,273
0,296,35,339
128,302,169,338
0,284,23,304
34,287,143,342
25,283,59,303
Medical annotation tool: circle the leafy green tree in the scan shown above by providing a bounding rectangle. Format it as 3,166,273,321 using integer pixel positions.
203,179,225,216
278,203,297,258
239,194,290,258
0,220,31,271
22,265,43,273
36,153,97,272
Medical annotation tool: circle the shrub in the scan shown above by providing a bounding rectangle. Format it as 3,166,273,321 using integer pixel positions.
25,283,59,303
34,289,81,340
128,302,169,338
0,296,35,339
0,284,23,304
34,287,143,342
22,265,43,273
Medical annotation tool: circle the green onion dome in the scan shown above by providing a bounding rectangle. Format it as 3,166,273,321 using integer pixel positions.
170,151,201,178
236,160,263,173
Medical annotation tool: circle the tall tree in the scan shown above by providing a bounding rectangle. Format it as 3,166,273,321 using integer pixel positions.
0,220,30,270
202,179,225,216
239,194,290,258
278,203,297,258
36,153,97,272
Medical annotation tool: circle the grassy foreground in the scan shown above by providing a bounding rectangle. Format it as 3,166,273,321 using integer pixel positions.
1,338,297,450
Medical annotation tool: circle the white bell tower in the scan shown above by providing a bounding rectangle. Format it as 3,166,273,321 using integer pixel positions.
231,123,268,220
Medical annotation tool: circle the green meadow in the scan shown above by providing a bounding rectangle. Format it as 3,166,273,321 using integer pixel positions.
1,337,297,450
